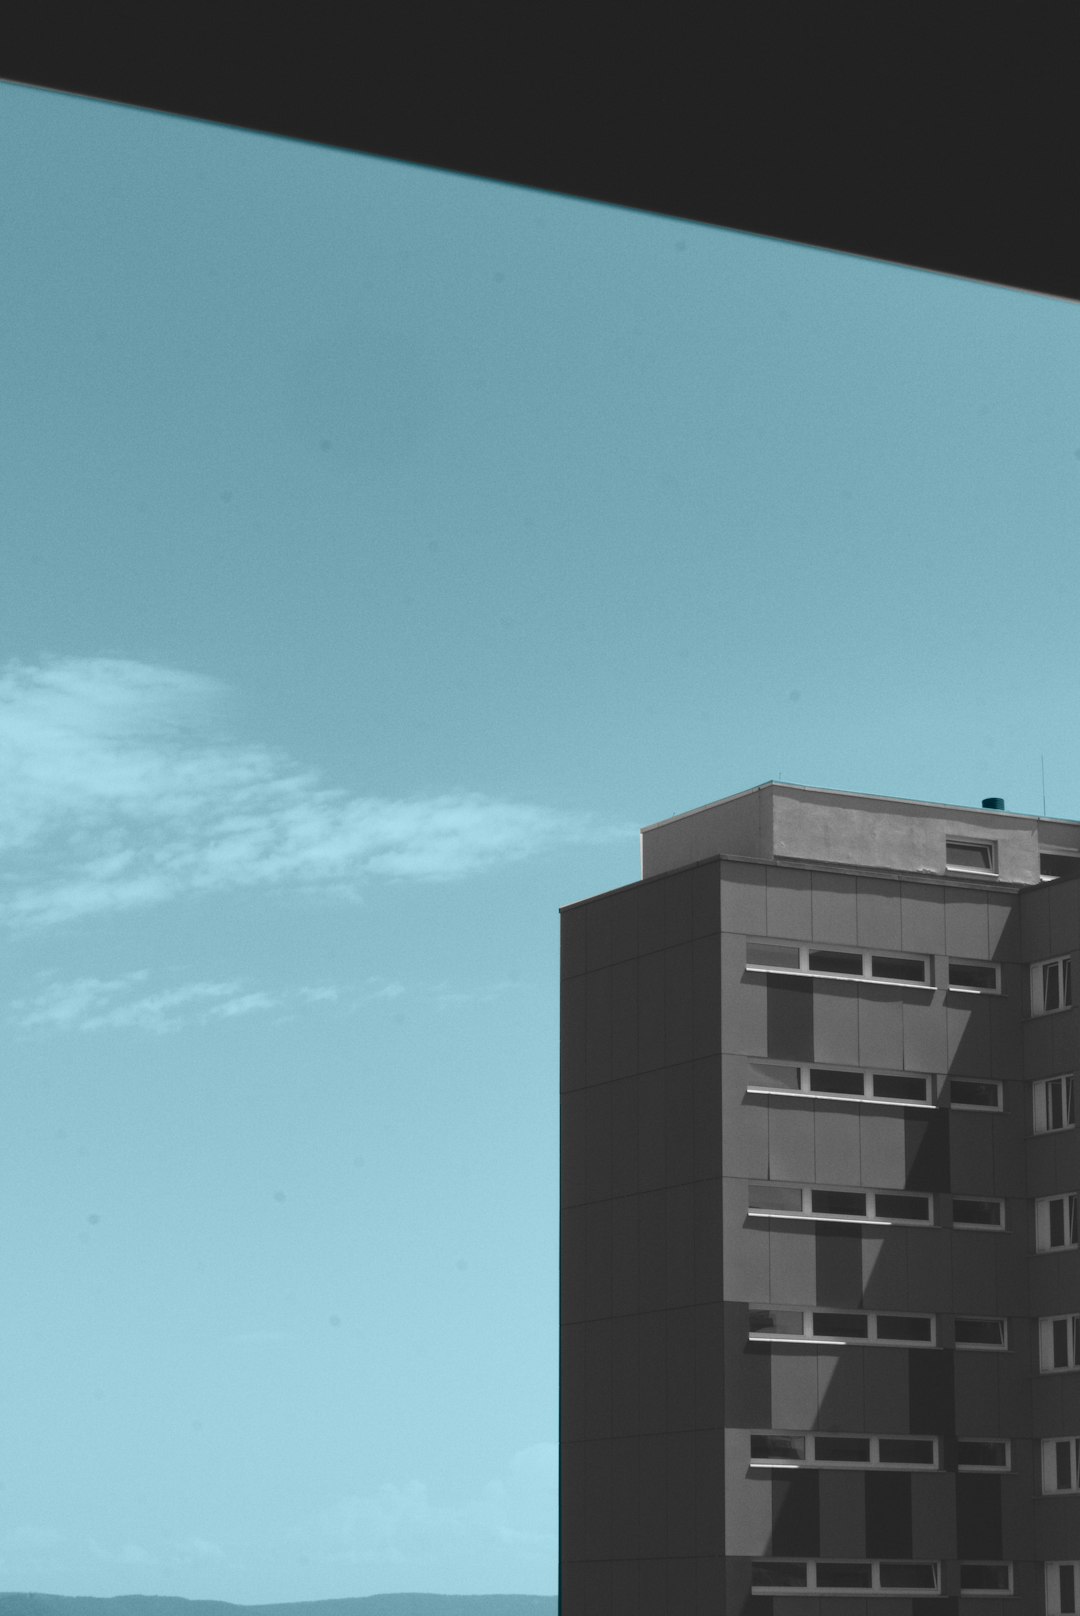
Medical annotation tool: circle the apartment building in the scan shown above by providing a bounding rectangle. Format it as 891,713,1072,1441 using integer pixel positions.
559,783,1080,1615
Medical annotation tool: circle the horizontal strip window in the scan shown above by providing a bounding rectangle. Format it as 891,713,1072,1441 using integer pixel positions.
947,958,1001,993
1043,1437,1080,1493
746,1061,933,1107
1048,1563,1080,1616
750,1432,938,1469
954,1316,1008,1350
751,1560,940,1595
1036,1193,1079,1252
1041,1315,1080,1373
957,1439,1011,1471
748,1183,933,1225
951,1196,1006,1230
1035,1074,1076,1133
746,940,933,988
748,1307,935,1346
949,1076,1003,1110
1031,955,1073,1017
959,1563,1013,1594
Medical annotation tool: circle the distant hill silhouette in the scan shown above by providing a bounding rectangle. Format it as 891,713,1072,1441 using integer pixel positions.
0,1598,556,1616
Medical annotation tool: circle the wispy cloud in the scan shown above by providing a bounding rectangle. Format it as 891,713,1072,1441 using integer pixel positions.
11,971,282,1034
292,1442,557,1570
0,656,616,927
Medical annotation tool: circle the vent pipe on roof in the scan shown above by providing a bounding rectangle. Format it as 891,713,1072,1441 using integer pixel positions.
982,797,1005,811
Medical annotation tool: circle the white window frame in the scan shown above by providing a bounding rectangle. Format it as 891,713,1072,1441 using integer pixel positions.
747,1182,934,1227
749,1431,938,1471
746,1061,935,1109
747,1307,936,1348
953,1316,1008,1351
1042,1436,1080,1493
751,1560,941,1596
1036,1193,1080,1253
1046,1563,1080,1616
951,1196,1006,1231
1034,1074,1076,1133
746,940,934,989
949,1076,1003,1111
946,839,997,876
958,1563,1013,1595
1040,1315,1080,1374
1031,955,1073,1017
947,957,1002,994
956,1438,1011,1472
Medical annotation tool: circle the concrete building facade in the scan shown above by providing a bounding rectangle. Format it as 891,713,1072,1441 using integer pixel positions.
560,783,1080,1615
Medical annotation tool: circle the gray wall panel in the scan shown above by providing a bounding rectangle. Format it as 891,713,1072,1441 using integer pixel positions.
586,1199,614,1318
694,1429,727,1555
725,1430,773,1555
720,861,767,935
692,1058,725,1182
638,1070,667,1192
910,1471,957,1559
562,1202,588,1322
900,884,947,955
636,1311,667,1436
723,1177,770,1305
637,1188,666,1313
608,881,640,964
728,1094,770,1181
667,1182,696,1308
811,870,858,944
692,934,724,1056
768,1099,816,1182
692,856,724,937
863,1346,909,1432
947,1001,991,1074
666,1431,698,1556
901,994,949,1072
860,1229,909,1310
561,971,587,1090
692,1302,727,1429
766,865,813,939
769,1349,820,1429
1020,882,1052,960
666,1305,698,1433
585,1316,615,1444
611,958,639,1080
665,941,695,1065
859,1110,909,1190
817,1470,867,1558
610,1311,639,1436
562,903,589,978
811,982,860,1066
944,889,990,960
586,964,613,1084
693,1177,726,1303
584,1081,614,1202
608,1436,640,1559
722,931,768,1055
1048,880,1080,957
611,1194,639,1315
587,894,615,972
948,1115,995,1195
636,950,665,1074
986,891,1019,957
857,990,904,1069
666,868,695,948
813,1104,861,1188
610,1074,639,1200
815,1349,864,1432
561,1320,587,1440
770,1225,818,1306
666,1063,696,1188
562,1087,588,1206
856,876,903,950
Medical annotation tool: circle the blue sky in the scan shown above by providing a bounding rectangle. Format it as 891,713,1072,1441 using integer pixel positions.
1,79,1079,1603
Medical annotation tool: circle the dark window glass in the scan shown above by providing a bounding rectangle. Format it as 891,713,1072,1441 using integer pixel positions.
1056,1441,1073,1491
957,1440,1007,1469
950,1078,1000,1108
876,1314,933,1342
949,961,998,990
1060,1564,1077,1615
814,1435,870,1463
879,1562,938,1590
812,1311,869,1338
811,1188,867,1217
1048,1078,1066,1129
749,1308,804,1335
947,841,993,870
808,1067,864,1096
1044,960,1062,1012
952,1197,1004,1228
747,940,801,970
873,1072,929,1102
817,1563,872,1588
1050,1198,1067,1247
749,1184,803,1213
960,1564,1011,1591
1041,852,1080,880
871,953,927,982
751,1062,801,1089
878,1437,935,1465
751,1562,807,1588
807,949,863,975
1064,958,1073,1006
751,1433,805,1461
875,1192,931,1221
954,1317,1006,1347
1053,1318,1071,1368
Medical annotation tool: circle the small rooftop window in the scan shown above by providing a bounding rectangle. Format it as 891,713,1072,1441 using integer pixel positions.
946,839,995,873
